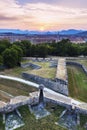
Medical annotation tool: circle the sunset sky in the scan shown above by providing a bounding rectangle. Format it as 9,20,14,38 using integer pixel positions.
0,0,87,31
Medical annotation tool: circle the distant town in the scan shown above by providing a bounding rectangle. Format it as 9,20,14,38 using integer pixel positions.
0,29,87,44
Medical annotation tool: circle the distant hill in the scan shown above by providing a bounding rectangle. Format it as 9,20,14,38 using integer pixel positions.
76,31,87,36
0,29,29,34
59,29,84,35
0,29,86,35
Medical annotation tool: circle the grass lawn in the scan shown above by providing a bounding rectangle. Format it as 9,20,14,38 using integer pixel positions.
67,59,87,67
77,60,87,67
1,67,30,77
28,62,56,79
0,79,37,102
67,65,87,102
1,61,56,79
15,104,67,130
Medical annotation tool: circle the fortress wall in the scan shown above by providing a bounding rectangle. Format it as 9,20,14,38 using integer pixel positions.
0,97,39,113
22,73,69,96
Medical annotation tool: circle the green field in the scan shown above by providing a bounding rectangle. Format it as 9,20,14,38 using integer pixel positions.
0,79,37,102
2,61,56,79
67,65,87,102
28,62,56,79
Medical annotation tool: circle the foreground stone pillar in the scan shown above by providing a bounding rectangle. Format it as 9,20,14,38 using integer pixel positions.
39,84,44,105
29,84,50,119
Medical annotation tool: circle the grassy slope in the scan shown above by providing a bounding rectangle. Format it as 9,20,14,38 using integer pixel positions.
0,79,37,102
67,65,87,102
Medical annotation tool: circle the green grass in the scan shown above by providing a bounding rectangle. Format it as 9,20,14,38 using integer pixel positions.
77,60,87,67
1,61,56,79
67,59,87,67
67,65,87,102
0,79,37,102
16,104,67,130
1,67,30,77
28,62,56,79
0,114,5,130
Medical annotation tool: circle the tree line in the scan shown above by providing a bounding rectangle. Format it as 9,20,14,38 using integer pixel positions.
0,39,87,68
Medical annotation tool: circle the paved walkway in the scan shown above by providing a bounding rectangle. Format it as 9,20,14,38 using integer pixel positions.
56,58,67,82
30,90,87,113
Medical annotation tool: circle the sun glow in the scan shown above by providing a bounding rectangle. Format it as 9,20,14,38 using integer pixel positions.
40,26,45,31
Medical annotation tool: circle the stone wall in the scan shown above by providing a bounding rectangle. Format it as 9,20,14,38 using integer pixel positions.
0,97,39,113
45,97,71,109
22,73,69,96
22,57,53,62
75,107,87,115
49,60,58,68
45,98,87,115
0,93,87,115
21,62,41,69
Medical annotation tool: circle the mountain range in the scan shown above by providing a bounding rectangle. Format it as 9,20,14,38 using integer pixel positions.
0,29,86,35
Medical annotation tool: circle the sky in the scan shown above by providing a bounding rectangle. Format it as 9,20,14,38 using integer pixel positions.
0,0,87,31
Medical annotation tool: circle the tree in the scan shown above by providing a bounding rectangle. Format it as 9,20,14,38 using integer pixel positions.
36,45,48,58
0,39,11,54
3,48,18,68
11,45,23,65
21,40,31,56
0,55,3,65
30,44,36,57
82,46,87,56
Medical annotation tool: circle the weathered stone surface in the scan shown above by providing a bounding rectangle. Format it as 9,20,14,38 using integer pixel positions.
0,96,39,113
30,91,87,115
22,73,69,96
21,62,41,69
49,60,58,68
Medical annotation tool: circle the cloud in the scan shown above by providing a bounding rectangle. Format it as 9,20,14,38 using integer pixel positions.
17,0,87,8
0,14,19,21
0,0,87,30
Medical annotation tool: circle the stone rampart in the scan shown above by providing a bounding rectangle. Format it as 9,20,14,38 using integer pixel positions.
0,96,39,113
49,61,58,68
21,62,41,69
0,92,87,115
22,73,68,96
45,97,71,109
